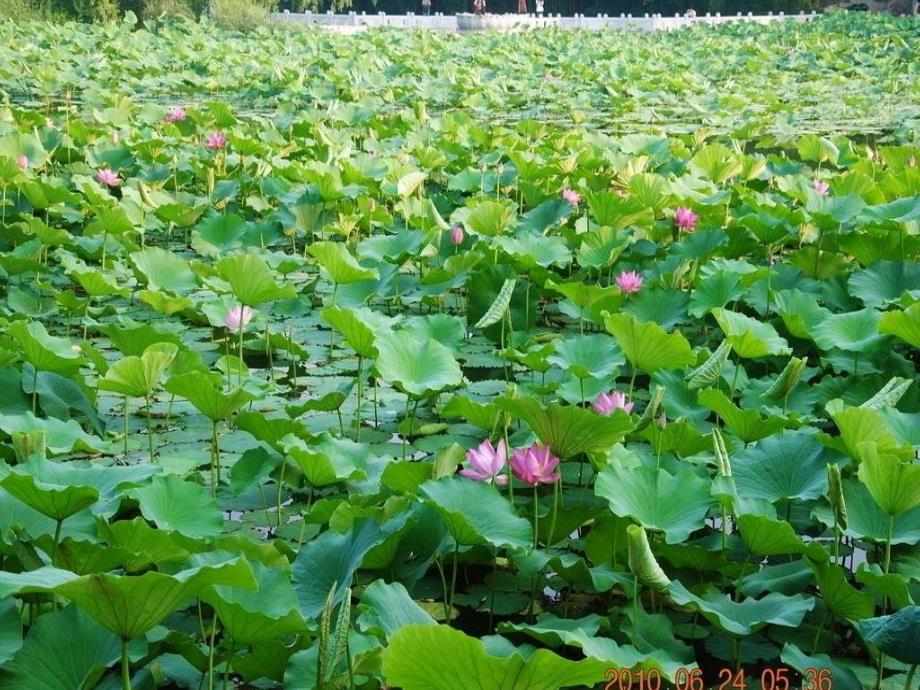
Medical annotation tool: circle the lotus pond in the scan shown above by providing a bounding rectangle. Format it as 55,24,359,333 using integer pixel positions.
0,12,919,690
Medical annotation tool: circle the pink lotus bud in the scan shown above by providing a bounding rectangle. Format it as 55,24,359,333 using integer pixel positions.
813,179,830,196
16,155,28,170
450,226,464,246
615,270,643,294
205,132,228,150
562,188,582,205
675,206,699,232
224,305,254,330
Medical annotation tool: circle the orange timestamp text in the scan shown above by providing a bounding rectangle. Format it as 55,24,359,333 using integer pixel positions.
603,666,833,690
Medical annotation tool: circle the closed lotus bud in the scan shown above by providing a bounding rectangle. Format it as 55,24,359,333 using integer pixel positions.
764,356,807,401
827,464,847,529
634,385,665,432
627,524,670,592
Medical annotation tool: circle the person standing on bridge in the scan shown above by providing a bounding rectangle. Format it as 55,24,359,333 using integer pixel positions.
536,0,544,16
518,0,528,13
421,0,431,15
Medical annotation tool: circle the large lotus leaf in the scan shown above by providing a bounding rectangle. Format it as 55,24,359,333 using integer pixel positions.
849,261,920,307
780,644,862,690
463,200,517,237
25,368,105,436
0,599,19,664
711,308,790,358
374,330,462,398
7,320,83,375
495,396,634,458
697,388,786,443
806,546,876,620
773,289,832,340
164,372,256,421
358,229,426,264
499,613,690,680
737,514,804,556
0,567,81,599
97,322,183,357
517,198,572,234
55,556,256,640
878,302,920,349
308,241,379,285
419,477,531,550
131,247,198,293
586,190,652,230
547,334,624,380
595,465,713,544
356,579,436,640
322,305,381,358
604,313,694,373
0,605,121,690
816,480,920,546
494,233,571,269
97,343,178,398
383,624,609,690
217,253,297,305
0,462,99,521
855,563,914,610
826,403,913,463
201,559,306,645
282,433,367,487
667,582,814,636
733,430,829,504
132,474,223,538
856,607,920,664
812,308,886,352
293,517,407,619
0,413,107,455
857,442,920,517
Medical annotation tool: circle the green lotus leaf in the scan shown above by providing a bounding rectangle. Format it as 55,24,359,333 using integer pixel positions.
548,334,624,380
711,308,790,358
604,312,695,373
97,342,178,399
356,579,436,640
849,261,920,307
855,607,920,664
201,560,306,645
308,241,379,285
131,247,199,293
737,514,804,556
780,644,862,690
496,395,634,458
812,308,886,352
282,433,368,487
733,430,829,504
0,462,99,522
217,253,297,306
383,624,610,690
164,371,256,421
463,199,517,237
697,388,786,443
856,441,920,517
132,474,223,539
668,581,814,636
419,477,531,550
55,556,256,640
7,320,83,376
374,330,462,398
878,302,920,349
0,605,121,690
595,465,713,544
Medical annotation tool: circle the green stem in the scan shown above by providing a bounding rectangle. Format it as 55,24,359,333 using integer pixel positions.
877,514,895,690
354,356,363,442
123,396,129,456
904,664,917,690
121,639,132,690
533,486,540,549
276,459,288,532
211,421,220,493
628,368,637,398
436,556,450,621
448,541,459,621
237,319,244,387
811,609,829,654
547,480,560,547
207,612,218,690
32,367,38,415
222,639,235,690
144,394,154,464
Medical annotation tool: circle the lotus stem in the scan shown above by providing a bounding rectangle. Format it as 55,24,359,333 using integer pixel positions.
222,639,235,690
211,420,220,493
533,486,539,549
448,541,459,622
207,613,218,690
144,393,154,464
32,367,38,415
547,479,560,547
123,395,129,456
121,639,132,690
904,664,917,690
237,319,244,386
354,356,363,441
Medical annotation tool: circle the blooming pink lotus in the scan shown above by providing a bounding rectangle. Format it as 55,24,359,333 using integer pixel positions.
450,226,464,246
593,391,634,415
813,179,830,196
96,168,120,187
224,305,254,330
510,443,560,486
675,207,699,232
460,439,508,486
164,107,187,124
16,155,28,170
615,270,643,294
205,132,228,150
562,188,582,206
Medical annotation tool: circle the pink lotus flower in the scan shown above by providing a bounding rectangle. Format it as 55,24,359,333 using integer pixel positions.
510,443,560,486
615,270,643,294
562,188,582,206
16,155,28,170
450,226,464,246
164,107,187,124
460,439,508,486
224,305,254,330
675,207,699,232
813,179,830,196
96,168,120,187
593,390,634,415
205,132,228,150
